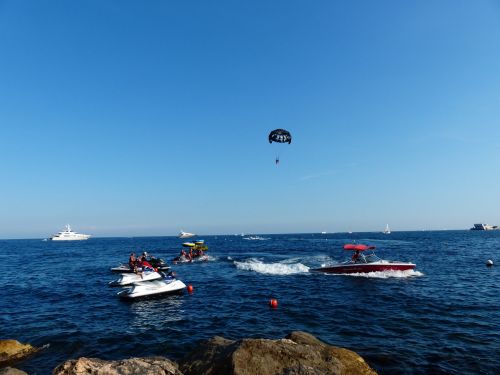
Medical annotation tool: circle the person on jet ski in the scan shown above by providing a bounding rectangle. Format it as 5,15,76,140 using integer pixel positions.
137,255,155,277
128,253,137,271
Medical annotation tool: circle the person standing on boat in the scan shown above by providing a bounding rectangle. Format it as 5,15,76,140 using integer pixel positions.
352,250,361,263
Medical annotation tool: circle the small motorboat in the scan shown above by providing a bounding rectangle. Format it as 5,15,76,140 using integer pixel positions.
312,244,416,274
109,270,163,286
117,277,187,300
172,241,208,264
178,230,196,238
173,254,209,264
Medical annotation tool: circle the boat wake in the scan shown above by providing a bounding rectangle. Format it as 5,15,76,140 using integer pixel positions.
243,236,270,241
341,269,424,279
234,258,309,275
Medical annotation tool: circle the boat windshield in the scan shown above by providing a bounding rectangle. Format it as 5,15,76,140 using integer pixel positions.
364,253,382,263
355,252,382,263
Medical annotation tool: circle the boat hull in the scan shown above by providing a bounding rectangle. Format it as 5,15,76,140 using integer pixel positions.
117,279,186,299
109,271,162,286
50,235,91,241
312,262,416,274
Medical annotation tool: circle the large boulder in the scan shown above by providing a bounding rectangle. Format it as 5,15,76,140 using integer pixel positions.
0,340,39,367
0,368,28,375
179,331,377,375
53,356,182,375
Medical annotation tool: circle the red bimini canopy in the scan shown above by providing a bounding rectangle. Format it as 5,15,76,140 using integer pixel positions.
343,244,376,251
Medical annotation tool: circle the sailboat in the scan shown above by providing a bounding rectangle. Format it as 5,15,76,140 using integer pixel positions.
383,224,391,234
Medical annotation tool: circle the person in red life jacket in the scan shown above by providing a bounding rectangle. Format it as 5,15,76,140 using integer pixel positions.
140,255,154,270
137,255,154,278
351,250,361,263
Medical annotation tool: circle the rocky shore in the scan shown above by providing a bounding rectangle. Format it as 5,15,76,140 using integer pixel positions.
1,332,377,375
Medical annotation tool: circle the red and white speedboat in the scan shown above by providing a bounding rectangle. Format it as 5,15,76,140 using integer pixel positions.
312,244,416,274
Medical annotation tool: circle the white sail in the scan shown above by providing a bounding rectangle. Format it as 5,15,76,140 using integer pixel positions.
383,224,391,234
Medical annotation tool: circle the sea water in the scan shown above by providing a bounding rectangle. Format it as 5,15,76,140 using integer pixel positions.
0,231,499,374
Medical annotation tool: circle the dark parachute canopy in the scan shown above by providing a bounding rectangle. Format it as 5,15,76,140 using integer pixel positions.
268,129,292,144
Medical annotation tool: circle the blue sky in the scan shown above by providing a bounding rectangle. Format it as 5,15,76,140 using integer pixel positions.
1,1,500,238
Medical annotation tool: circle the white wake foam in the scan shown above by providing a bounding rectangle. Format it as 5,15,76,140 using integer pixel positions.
243,236,270,240
342,269,424,279
234,258,310,275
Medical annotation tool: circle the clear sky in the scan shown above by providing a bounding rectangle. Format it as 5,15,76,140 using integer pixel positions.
1,1,500,238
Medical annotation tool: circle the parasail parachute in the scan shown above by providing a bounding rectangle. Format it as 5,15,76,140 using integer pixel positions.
268,129,291,165
268,129,292,144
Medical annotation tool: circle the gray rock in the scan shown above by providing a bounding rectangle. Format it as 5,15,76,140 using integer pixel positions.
179,331,377,375
51,331,377,375
0,367,28,375
0,340,39,367
53,356,183,375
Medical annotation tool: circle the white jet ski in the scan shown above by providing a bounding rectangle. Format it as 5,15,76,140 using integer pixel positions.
117,277,187,300
109,270,163,286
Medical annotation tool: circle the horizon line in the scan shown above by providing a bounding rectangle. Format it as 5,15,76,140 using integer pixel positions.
0,228,481,241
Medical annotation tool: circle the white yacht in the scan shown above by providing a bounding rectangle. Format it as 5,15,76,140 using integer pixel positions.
383,224,391,234
178,230,195,239
470,223,499,231
49,225,91,241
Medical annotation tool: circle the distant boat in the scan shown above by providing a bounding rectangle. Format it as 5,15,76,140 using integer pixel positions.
321,231,327,234
470,223,499,231
49,224,91,241
178,230,196,239
383,224,391,234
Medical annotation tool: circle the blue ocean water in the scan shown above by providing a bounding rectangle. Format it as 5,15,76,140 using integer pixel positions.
1,231,499,375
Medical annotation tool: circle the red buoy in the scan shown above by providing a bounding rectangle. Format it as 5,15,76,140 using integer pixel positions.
269,299,278,308
187,285,194,293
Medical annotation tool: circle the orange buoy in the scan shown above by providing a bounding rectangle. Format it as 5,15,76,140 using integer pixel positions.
269,298,278,308
187,285,194,293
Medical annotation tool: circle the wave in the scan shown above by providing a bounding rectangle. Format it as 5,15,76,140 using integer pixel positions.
341,269,424,279
234,258,310,275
